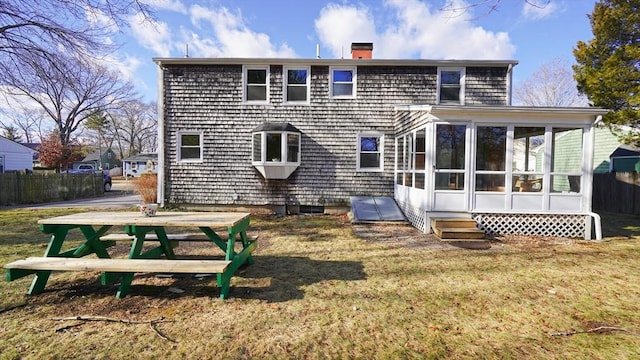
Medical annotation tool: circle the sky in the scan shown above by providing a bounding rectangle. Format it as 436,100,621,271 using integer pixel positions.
77,0,605,103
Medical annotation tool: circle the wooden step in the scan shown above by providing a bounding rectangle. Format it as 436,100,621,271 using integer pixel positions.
431,218,478,229
4,257,231,274
433,227,485,240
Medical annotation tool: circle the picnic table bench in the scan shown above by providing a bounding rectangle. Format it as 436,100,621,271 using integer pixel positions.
4,211,257,299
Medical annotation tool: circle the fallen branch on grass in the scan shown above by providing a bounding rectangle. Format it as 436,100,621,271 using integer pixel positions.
0,302,27,314
550,326,635,337
52,316,176,342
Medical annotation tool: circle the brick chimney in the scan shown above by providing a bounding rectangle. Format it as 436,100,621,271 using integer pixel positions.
351,42,373,59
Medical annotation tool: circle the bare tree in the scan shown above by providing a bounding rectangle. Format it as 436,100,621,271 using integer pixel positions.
0,0,151,75
441,0,551,19
0,100,47,142
3,53,135,147
513,57,587,107
106,99,157,158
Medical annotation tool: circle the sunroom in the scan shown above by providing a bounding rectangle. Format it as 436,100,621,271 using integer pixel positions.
393,105,608,240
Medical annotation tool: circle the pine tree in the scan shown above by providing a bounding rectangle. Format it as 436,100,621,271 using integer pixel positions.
573,0,640,144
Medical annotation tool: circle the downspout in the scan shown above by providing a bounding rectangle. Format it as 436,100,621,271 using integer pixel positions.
584,115,603,240
506,63,514,106
156,63,166,208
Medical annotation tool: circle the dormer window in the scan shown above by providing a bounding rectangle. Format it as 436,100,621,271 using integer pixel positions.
252,123,301,179
438,67,465,105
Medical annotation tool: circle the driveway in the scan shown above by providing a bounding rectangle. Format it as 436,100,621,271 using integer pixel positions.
2,179,142,210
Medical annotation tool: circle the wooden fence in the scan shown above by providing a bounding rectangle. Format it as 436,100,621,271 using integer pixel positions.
592,172,640,215
0,172,104,206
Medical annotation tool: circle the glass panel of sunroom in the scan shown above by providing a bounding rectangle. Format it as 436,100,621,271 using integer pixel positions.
552,127,583,173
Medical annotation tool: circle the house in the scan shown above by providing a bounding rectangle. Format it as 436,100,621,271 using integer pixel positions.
153,43,607,240
0,135,36,173
74,148,121,170
609,144,640,172
20,143,41,167
122,153,158,177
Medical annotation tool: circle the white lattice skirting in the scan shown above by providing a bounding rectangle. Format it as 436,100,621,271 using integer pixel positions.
397,201,426,232
472,213,587,238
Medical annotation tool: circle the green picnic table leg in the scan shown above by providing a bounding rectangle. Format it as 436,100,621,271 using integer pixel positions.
28,225,70,294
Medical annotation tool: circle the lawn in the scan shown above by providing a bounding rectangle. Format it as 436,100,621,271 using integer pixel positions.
1,208,639,359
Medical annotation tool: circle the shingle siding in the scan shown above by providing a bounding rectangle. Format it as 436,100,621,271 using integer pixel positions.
465,67,509,105
161,63,510,207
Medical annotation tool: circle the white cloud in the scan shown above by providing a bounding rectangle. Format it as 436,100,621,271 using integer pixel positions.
100,54,144,83
186,5,296,58
314,0,515,60
128,13,173,57
522,0,560,20
314,4,377,58
146,0,188,13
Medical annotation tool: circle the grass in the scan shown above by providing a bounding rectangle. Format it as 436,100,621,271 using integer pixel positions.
1,208,640,359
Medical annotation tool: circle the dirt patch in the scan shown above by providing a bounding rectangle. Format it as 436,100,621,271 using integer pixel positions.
352,222,455,250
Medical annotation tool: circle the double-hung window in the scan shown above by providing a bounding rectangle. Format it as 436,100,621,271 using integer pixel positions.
284,66,310,104
357,133,384,172
177,132,203,162
438,67,465,105
243,65,269,103
330,66,356,98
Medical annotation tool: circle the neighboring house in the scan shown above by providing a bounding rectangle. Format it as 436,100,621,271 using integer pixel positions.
609,144,640,172
153,42,607,239
123,153,158,177
0,136,36,173
20,143,41,167
74,148,121,170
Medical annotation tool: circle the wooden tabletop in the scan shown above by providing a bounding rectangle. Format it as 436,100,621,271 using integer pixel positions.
38,211,250,228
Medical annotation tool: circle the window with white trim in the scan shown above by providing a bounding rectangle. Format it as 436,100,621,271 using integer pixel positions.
243,65,269,103
177,132,203,162
251,123,301,179
330,66,356,98
357,133,384,171
284,66,310,103
437,67,465,105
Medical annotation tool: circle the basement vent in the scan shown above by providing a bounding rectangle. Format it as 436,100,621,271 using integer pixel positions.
299,205,324,214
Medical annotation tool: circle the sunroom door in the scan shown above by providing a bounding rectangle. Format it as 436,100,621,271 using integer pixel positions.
432,123,469,211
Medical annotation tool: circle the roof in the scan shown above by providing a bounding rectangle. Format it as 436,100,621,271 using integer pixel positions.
123,153,158,162
153,57,519,68
0,136,37,154
610,144,640,158
395,104,608,119
251,123,301,133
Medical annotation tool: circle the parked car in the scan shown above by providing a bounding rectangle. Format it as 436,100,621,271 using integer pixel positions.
103,172,112,192
66,168,112,192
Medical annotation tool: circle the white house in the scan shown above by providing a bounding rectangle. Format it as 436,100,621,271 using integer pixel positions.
0,136,36,173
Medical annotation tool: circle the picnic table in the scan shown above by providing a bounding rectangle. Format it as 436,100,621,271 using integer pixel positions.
4,211,257,299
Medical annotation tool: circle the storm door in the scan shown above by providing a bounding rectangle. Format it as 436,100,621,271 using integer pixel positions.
432,123,469,211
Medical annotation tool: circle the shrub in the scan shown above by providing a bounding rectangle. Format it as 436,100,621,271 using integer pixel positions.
133,173,157,203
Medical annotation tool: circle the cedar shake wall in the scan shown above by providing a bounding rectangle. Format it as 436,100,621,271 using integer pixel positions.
161,64,509,207
465,67,509,105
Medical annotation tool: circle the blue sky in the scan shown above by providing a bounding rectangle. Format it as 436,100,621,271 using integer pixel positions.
107,0,597,102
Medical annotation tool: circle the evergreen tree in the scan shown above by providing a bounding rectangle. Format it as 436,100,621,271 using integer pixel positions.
573,0,640,145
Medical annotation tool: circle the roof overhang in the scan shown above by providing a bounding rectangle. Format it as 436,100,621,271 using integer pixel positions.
395,105,609,125
153,57,519,68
